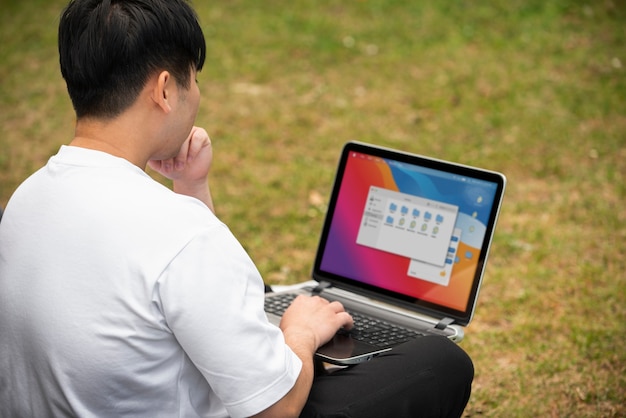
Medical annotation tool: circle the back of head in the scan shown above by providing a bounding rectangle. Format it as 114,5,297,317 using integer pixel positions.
59,0,206,119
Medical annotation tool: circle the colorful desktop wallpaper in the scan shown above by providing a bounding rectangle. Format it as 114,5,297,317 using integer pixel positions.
319,151,499,313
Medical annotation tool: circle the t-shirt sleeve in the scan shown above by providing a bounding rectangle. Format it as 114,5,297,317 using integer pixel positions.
155,224,302,417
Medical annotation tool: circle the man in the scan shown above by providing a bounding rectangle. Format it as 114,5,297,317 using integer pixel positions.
0,0,473,417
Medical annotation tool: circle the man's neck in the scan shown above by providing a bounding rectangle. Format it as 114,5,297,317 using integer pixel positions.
70,115,150,169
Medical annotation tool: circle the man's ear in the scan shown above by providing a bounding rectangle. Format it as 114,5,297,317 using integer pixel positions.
151,71,172,113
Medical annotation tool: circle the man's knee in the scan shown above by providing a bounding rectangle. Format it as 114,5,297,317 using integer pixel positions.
401,336,474,384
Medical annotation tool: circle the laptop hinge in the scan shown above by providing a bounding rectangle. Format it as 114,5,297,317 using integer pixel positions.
311,281,332,295
435,317,455,330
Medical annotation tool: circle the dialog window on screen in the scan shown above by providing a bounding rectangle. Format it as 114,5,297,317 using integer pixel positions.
356,186,459,267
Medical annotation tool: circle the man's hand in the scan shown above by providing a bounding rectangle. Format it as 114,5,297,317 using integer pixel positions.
280,295,353,350
148,127,215,212
253,296,352,418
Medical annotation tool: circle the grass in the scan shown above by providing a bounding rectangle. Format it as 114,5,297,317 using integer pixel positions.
1,0,625,416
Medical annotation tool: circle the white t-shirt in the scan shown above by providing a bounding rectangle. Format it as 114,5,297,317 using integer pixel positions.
0,146,301,418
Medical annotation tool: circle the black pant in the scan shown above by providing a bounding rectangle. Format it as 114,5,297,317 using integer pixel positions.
301,336,474,418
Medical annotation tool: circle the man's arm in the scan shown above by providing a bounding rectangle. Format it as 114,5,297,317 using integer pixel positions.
151,130,353,415
148,126,215,212
252,295,353,418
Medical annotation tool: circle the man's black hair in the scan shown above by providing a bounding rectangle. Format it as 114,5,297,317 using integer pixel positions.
59,0,206,119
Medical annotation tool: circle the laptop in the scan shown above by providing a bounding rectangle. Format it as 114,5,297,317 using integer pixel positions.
265,141,506,365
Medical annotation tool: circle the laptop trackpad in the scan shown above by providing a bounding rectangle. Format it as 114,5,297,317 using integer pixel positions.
315,333,391,366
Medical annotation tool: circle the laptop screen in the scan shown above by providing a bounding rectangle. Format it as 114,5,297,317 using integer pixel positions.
313,142,506,325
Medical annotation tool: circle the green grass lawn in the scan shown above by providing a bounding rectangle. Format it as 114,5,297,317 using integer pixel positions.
1,0,624,415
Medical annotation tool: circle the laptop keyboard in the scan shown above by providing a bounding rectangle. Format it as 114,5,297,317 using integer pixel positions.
265,293,425,348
